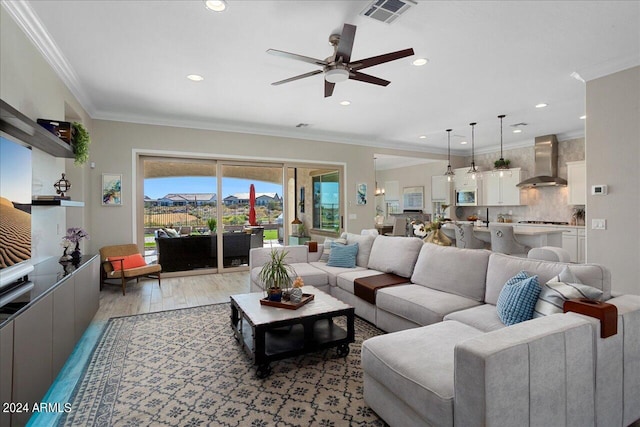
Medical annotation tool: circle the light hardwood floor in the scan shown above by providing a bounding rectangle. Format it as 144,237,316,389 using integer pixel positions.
95,271,250,321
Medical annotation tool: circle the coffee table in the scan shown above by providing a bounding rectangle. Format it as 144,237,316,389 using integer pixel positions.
230,286,355,378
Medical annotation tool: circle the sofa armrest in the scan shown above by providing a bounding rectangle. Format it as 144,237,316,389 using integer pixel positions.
249,245,310,270
454,314,596,427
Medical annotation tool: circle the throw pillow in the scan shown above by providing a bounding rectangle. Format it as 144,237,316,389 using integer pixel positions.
165,228,180,238
319,238,346,262
327,242,358,268
550,265,582,284
533,280,603,318
109,254,147,271
496,271,541,326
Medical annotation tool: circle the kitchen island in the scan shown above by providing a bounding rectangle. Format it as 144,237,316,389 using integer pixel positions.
441,223,564,248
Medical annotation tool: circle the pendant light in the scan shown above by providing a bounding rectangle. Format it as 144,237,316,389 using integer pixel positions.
467,122,482,180
444,129,455,182
374,157,385,196
493,114,512,178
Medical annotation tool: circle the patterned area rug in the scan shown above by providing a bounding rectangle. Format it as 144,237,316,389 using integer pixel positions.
61,303,387,426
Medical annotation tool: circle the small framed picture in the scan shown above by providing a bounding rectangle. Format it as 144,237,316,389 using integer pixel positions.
357,183,367,205
102,173,122,206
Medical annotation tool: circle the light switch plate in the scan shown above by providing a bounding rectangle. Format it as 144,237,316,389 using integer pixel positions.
592,219,606,230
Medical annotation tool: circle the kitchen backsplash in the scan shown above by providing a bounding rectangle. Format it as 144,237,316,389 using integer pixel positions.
456,137,585,223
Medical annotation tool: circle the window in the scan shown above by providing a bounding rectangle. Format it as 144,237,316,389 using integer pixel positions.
312,171,340,232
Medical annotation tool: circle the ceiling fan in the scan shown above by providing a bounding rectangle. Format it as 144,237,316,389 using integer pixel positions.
267,23,414,98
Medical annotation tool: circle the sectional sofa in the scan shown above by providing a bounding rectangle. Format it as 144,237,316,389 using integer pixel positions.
249,234,640,427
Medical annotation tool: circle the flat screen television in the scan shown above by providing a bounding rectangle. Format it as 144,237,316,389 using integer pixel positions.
0,133,33,289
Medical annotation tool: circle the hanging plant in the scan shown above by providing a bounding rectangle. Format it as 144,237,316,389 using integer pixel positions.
71,122,91,165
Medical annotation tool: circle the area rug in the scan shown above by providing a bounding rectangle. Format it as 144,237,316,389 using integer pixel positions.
61,303,387,426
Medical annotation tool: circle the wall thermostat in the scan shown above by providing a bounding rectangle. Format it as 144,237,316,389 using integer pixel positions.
592,184,608,195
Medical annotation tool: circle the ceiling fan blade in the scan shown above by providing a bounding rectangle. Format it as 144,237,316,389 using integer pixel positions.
336,23,356,63
349,71,390,87
324,80,335,98
350,48,415,70
266,49,328,67
271,70,323,86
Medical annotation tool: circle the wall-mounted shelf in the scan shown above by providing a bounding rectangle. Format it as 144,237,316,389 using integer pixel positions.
0,99,74,159
31,199,84,207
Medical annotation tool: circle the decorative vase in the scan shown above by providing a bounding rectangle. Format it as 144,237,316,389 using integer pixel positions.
71,243,81,260
60,247,72,262
290,287,303,304
424,229,452,246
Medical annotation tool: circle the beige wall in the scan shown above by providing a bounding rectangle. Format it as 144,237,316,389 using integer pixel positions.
586,66,640,295
1,8,92,262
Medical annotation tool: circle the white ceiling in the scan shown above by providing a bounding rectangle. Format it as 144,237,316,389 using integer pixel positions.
4,0,639,156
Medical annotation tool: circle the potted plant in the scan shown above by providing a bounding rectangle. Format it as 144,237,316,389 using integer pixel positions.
494,158,511,169
207,217,217,234
71,122,91,166
572,207,585,226
258,249,296,301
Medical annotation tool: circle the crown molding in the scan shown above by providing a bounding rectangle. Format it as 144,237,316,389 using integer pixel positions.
2,0,95,115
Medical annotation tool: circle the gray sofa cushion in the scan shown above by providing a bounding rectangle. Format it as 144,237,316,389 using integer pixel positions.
341,232,376,267
411,244,491,302
376,284,482,327
252,262,328,289
309,261,366,286
443,304,506,332
367,236,423,278
485,253,612,305
362,320,484,427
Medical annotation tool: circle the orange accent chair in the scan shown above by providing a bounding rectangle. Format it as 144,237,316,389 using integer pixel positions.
99,244,161,295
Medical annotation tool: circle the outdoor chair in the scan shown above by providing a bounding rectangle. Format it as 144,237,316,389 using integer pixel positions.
99,244,162,295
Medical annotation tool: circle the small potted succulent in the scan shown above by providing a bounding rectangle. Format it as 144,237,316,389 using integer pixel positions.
258,249,296,301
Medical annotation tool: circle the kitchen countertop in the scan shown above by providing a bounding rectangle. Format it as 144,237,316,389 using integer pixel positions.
442,223,565,235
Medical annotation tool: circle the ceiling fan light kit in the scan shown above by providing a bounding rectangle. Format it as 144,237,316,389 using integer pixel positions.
325,68,349,83
268,23,414,97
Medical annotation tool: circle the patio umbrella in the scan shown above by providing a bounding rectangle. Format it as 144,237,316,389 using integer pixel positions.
249,184,257,226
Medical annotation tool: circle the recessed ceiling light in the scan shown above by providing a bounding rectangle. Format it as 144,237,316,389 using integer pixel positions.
412,58,428,66
339,100,351,106
460,141,468,145
187,74,204,82
513,129,523,134
579,115,586,120
204,0,227,12
535,103,548,108
419,135,427,139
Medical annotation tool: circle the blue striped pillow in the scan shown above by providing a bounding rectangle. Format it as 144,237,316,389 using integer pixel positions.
327,242,358,268
496,271,541,326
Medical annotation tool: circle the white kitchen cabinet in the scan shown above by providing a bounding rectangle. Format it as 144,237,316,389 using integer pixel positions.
453,167,479,190
481,168,526,206
567,161,586,205
431,175,452,203
561,227,586,263
562,229,578,262
578,228,586,263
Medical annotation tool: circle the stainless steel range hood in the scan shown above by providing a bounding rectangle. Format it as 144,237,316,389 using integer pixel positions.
517,134,567,188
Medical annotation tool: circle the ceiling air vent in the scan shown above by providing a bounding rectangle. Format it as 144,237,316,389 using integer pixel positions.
360,0,417,24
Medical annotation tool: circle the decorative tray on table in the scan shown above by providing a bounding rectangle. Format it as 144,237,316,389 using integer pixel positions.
260,293,314,310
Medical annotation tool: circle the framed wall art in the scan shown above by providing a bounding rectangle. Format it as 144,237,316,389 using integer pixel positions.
357,183,367,205
403,186,424,210
102,173,122,206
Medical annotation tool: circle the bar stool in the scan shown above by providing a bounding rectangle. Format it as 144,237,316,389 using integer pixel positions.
527,246,571,262
489,224,528,256
454,223,485,249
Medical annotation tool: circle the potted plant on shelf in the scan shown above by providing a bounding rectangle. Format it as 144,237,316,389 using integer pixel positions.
494,158,511,169
71,122,91,166
258,249,296,302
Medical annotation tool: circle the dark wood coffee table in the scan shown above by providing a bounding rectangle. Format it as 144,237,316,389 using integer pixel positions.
230,286,355,378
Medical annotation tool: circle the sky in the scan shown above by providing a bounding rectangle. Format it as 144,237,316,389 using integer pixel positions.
144,176,282,200
1,136,32,203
